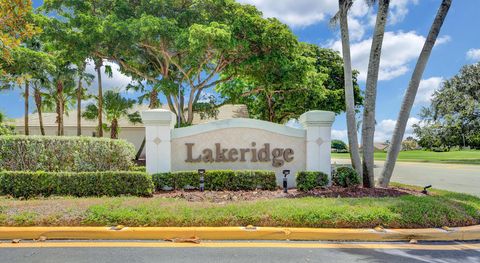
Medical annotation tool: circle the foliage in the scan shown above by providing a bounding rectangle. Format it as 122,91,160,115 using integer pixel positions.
0,171,153,198
0,135,135,172
332,167,361,187
2,184,478,228
43,0,313,125
0,0,39,73
414,63,480,150
332,139,348,152
296,171,329,191
152,170,277,191
218,44,362,123
129,166,146,173
0,123,16,135
401,137,419,151
83,90,142,139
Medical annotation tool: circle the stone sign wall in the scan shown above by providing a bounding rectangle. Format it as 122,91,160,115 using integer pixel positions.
141,109,335,187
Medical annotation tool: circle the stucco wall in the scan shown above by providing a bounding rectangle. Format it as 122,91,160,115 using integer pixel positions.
171,126,306,186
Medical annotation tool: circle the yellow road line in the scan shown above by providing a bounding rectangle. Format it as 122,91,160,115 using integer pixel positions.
1,242,480,250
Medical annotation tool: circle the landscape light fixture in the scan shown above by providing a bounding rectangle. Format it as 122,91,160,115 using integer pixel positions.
422,185,432,195
198,169,206,192
282,170,290,193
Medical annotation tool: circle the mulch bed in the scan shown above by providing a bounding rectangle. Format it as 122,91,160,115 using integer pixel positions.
154,186,424,202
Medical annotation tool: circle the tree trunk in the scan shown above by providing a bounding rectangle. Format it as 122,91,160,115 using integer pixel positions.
338,0,362,177
379,0,452,187
56,80,64,136
110,118,118,139
361,0,390,188
24,82,29,135
33,84,45,136
186,89,195,125
77,62,86,136
95,60,103,137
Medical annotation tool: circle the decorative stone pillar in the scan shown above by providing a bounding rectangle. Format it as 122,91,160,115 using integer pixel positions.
141,109,176,174
299,110,335,182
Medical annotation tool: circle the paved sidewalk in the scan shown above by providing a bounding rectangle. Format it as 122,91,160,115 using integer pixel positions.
332,159,480,196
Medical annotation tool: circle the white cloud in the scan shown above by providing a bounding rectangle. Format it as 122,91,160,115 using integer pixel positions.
389,0,419,25
374,117,420,142
84,59,133,95
466,48,480,61
332,129,348,142
329,31,448,81
415,77,443,105
236,0,337,27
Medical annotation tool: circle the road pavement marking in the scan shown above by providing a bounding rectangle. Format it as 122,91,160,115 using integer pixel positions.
1,242,480,250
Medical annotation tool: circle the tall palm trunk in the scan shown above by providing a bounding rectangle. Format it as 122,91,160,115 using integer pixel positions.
33,83,45,136
24,82,29,135
361,0,390,188
56,80,64,136
110,118,118,139
77,62,86,136
95,59,103,137
379,0,452,187
338,0,362,177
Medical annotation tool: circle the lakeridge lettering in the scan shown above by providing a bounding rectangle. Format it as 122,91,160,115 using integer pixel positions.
185,142,294,167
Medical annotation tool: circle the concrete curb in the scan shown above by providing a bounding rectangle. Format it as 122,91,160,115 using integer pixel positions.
1,225,479,241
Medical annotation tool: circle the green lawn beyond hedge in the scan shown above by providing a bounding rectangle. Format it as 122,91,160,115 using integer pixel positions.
332,150,480,165
1,185,479,228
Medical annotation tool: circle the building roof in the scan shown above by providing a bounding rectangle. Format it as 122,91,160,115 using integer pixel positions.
11,104,249,128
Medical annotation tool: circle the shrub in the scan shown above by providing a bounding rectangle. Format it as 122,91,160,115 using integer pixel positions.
332,167,361,188
0,135,135,172
0,171,153,198
296,171,329,191
152,170,277,191
0,123,15,135
130,166,146,173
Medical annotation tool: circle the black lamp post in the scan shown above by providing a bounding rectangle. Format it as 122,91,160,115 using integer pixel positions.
198,169,205,192
282,170,290,193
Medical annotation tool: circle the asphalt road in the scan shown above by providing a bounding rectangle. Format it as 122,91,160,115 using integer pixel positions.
332,159,480,196
1,241,479,263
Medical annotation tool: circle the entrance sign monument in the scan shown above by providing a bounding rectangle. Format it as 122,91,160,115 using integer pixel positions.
141,109,335,186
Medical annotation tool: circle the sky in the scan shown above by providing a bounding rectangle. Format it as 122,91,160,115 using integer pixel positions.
1,0,479,143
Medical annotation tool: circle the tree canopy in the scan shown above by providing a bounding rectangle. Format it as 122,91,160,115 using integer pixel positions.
414,63,480,150
217,43,362,123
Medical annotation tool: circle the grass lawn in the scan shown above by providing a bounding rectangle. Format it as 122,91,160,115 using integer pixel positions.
1,185,479,229
331,150,480,165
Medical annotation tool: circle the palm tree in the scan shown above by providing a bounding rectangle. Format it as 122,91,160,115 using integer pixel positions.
94,59,104,137
75,62,94,136
379,0,452,187
361,0,390,188
83,90,142,139
332,0,362,177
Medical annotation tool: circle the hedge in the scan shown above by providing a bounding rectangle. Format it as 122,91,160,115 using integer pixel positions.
0,135,135,172
0,171,153,198
332,167,361,187
296,171,329,191
153,170,277,191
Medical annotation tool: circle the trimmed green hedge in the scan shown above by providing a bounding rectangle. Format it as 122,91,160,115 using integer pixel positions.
0,171,153,198
153,170,277,191
296,171,329,191
333,167,361,187
0,135,135,172
129,166,146,172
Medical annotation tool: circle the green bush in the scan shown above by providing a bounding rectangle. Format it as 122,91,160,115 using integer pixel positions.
332,167,361,187
0,171,153,198
152,170,277,191
296,171,329,191
0,135,135,172
129,166,146,172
